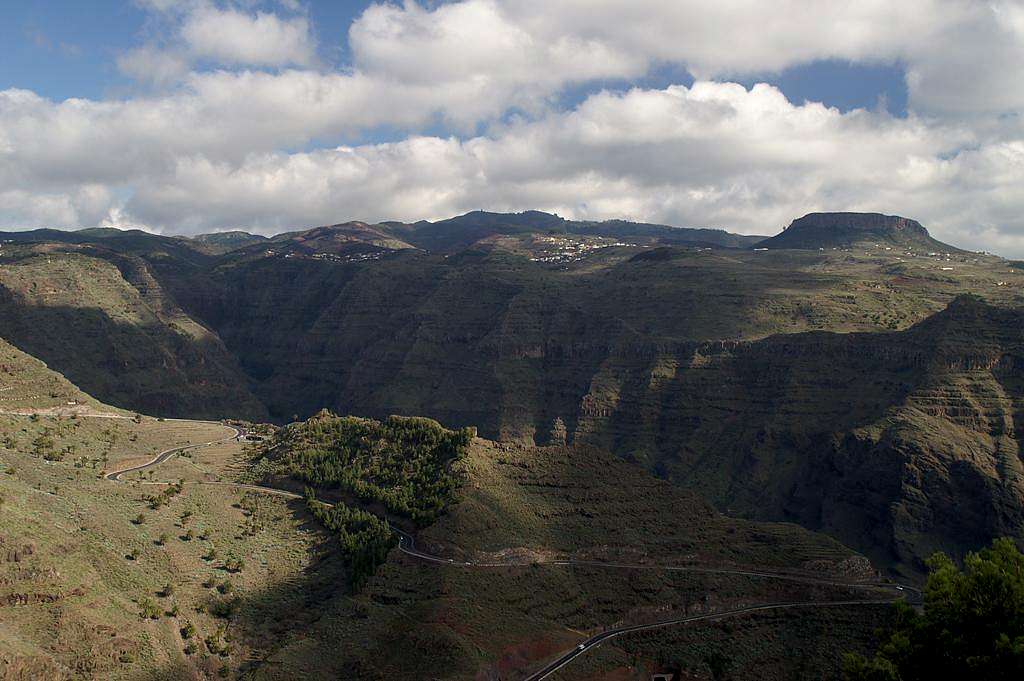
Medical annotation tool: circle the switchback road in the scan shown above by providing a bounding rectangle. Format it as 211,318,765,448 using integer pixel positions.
522,599,899,681
96,416,917,681
104,422,242,481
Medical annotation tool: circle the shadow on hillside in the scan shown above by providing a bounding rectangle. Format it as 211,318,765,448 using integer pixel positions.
0,291,264,420
140,497,352,681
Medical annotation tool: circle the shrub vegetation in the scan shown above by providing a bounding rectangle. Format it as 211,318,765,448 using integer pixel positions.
257,412,472,588
845,538,1024,680
273,412,472,526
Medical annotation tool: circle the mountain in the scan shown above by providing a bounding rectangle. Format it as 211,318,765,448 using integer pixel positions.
0,227,215,265
382,210,764,252
570,295,1024,576
0,343,891,680
266,222,416,254
386,210,570,252
189,230,268,254
0,242,265,420
758,212,960,252
242,412,890,680
1,210,1020,578
570,218,766,248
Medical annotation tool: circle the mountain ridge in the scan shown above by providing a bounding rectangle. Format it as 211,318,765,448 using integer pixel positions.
759,212,960,252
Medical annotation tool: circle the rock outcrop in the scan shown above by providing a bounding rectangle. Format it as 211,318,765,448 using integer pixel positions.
759,212,959,252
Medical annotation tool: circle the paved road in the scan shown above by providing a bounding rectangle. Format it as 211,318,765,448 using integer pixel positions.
103,422,243,481
100,419,917,681
522,599,899,681
102,437,438,563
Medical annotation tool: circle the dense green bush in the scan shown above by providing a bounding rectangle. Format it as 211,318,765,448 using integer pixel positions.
256,412,470,589
273,412,472,526
845,538,1024,680
305,489,396,590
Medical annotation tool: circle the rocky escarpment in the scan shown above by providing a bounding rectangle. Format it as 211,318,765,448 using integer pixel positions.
569,296,1024,575
0,248,265,420
162,238,1022,573
5,213,1017,578
760,212,958,252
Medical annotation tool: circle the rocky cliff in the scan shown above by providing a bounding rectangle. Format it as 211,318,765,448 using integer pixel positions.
570,296,1024,574
3,212,1021,576
760,212,959,252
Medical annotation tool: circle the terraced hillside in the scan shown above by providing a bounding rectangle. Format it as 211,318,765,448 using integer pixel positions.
572,295,1024,575
0,333,896,680
0,244,265,420
2,211,1022,577
244,416,894,681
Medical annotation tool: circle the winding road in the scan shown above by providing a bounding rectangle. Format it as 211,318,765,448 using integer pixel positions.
99,420,441,563
103,423,243,481
98,417,918,681
522,599,899,681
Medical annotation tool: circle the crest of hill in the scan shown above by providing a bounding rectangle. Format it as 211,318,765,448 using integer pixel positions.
261,222,416,254
0,227,215,265
759,212,961,252
383,210,764,252
189,230,268,254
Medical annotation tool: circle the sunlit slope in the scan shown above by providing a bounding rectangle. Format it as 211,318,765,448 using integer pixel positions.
250,427,888,681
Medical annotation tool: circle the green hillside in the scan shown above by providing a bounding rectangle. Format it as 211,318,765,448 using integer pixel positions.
0,338,894,680
0,244,265,420
2,210,1022,579
245,416,893,680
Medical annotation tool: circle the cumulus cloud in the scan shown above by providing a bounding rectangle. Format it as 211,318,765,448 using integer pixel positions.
16,81,1003,253
342,0,1024,119
181,6,314,66
2,0,1024,256
349,0,644,116
118,1,315,82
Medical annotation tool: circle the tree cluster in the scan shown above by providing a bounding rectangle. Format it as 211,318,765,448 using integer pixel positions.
276,413,472,527
845,538,1024,680
305,490,396,590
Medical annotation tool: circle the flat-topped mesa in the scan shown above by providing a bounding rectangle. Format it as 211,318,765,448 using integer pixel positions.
759,212,958,251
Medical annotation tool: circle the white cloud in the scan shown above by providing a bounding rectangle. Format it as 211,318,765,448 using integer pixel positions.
181,6,314,67
350,0,644,115
2,0,1024,258
118,1,316,82
117,46,191,86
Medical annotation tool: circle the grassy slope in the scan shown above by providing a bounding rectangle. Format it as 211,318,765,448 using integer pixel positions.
0,339,336,680
0,336,110,414
0,245,265,420
1,340,892,680
0,409,345,681
254,436,890,681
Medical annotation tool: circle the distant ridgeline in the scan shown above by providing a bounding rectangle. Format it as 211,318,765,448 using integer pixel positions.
252,412,473,587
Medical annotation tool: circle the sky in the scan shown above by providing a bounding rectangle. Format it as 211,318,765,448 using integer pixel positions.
1,1,1023,256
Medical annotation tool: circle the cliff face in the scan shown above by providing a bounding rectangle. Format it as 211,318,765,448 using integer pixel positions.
169,234,1024,573
760,212,957,251
4,214,1021,575
0,247,266,420
570,296,1024,574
